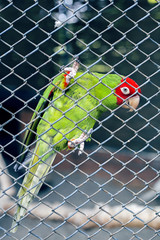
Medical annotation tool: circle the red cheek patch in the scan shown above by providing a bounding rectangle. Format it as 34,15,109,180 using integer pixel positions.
115,78,141,105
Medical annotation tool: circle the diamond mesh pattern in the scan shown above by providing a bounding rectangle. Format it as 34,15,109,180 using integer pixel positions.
0,0,160,239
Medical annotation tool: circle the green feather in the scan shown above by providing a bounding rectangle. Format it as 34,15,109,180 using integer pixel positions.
11,72,122,232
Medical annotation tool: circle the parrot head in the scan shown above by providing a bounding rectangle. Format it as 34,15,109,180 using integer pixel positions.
115,78,141,111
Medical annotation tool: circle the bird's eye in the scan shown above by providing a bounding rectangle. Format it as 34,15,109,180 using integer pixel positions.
121,87,130,95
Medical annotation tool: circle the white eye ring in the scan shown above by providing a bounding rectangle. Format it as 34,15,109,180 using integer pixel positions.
121,87,130,95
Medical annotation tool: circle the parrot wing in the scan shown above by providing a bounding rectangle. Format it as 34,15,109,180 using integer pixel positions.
14,81,60,171
11,74,69,232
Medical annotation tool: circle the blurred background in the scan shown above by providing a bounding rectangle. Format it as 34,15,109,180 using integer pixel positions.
0,0,160,239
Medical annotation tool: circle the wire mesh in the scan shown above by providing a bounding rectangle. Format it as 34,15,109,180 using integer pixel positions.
0,0,160,239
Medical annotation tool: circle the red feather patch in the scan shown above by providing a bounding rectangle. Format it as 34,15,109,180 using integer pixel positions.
115,78,141,105
64,71,71,88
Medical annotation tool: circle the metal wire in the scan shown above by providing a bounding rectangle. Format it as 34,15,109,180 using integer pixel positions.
0,0,160,239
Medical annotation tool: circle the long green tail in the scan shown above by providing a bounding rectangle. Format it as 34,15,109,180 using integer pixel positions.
11,146,56,233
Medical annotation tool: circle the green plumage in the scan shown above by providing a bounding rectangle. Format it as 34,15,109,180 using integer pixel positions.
11,72,122,232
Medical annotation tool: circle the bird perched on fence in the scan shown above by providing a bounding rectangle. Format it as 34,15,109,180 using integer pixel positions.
11,62,141,232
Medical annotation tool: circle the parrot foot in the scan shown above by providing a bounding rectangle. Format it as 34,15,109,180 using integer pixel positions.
64,61,79,85
68,129,92,155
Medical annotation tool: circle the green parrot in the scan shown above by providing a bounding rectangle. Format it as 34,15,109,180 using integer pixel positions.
11,62,141,232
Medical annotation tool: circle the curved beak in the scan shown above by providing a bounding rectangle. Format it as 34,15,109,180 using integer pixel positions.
122,95,140,112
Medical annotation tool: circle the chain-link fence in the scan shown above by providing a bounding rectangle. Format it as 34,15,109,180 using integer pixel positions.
0,0,160,239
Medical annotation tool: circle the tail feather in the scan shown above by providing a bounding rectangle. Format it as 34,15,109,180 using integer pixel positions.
11,146,56,233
